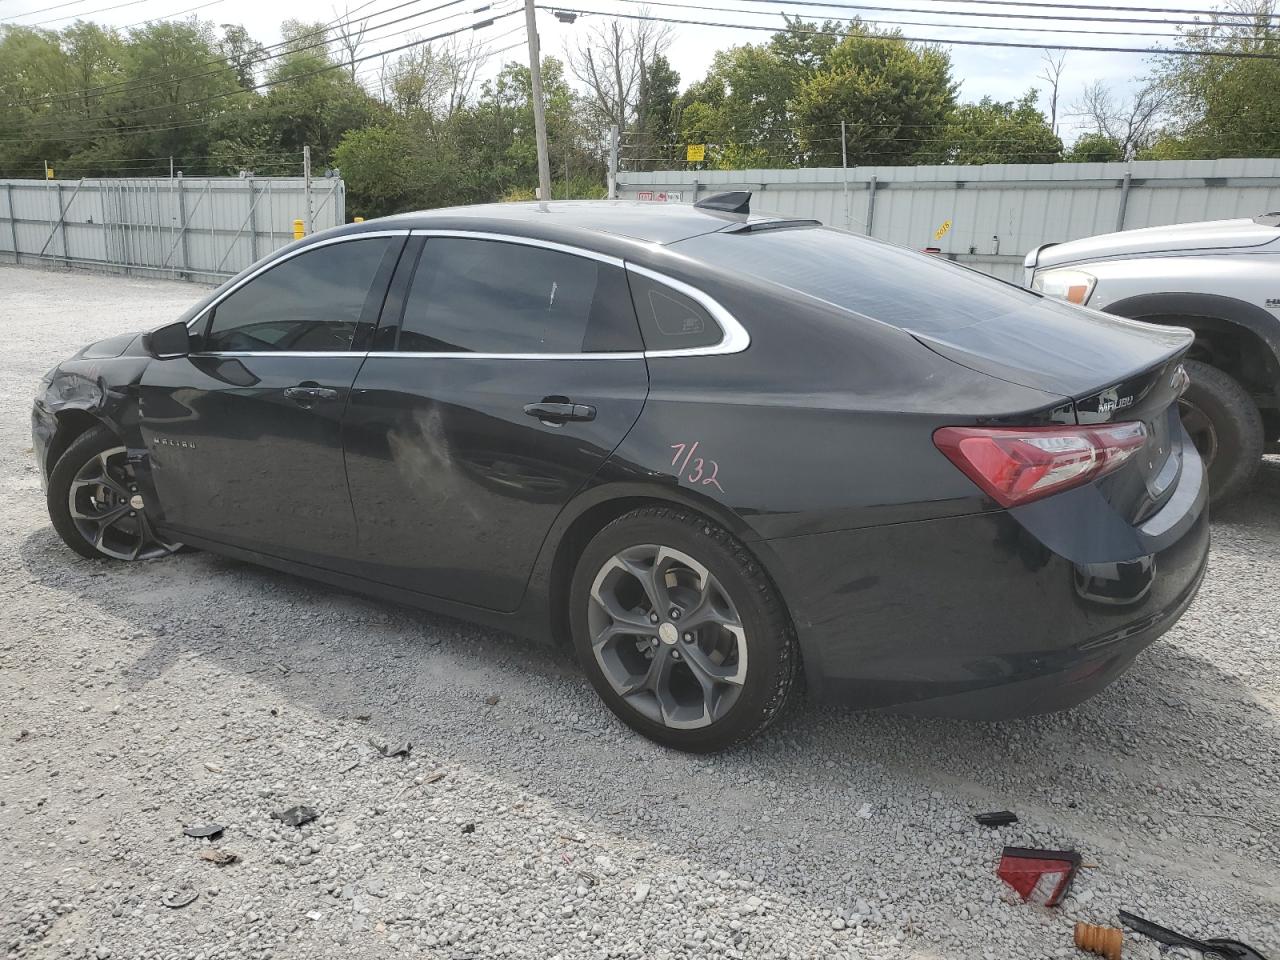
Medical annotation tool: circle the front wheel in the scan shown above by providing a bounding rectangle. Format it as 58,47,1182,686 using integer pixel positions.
1179,360,1263,504
569,506,798,752
47,425,182,561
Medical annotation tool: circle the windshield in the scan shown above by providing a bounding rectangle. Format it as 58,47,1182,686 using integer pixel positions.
672,226,1045,334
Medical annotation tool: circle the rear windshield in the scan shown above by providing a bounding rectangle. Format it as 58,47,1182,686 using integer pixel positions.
672,227,1044,334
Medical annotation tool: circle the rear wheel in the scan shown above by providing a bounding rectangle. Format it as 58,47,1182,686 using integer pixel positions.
569,506,797,752
1179,360,1263,504
47,425,182,561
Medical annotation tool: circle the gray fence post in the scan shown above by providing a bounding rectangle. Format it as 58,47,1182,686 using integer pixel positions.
177,178,189,279
865,176,878,236
1116,171,1132,232
249,180,259,265
4,183,17,265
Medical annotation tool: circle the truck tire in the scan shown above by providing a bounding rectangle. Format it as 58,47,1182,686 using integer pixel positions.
1179,360,1263,504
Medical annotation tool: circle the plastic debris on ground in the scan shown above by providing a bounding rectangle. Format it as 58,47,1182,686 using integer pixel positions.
996,846,1081,907
1074,921,1124,960
182,823,224,840
1120,910,1271,960
270,805,318,827
975,811,1018,827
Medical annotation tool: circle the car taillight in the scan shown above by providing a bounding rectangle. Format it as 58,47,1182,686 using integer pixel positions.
933,421,1147,507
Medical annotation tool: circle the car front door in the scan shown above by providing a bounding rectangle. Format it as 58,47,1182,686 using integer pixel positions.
341,234,649,611
139,233,405,566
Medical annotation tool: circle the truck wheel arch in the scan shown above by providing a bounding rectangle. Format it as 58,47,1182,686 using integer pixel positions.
1103,292,1280,408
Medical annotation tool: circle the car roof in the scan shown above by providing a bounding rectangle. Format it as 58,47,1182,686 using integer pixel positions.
369,200,794,246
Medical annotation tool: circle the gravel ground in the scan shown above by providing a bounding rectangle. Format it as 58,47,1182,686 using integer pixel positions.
2,263,1278,960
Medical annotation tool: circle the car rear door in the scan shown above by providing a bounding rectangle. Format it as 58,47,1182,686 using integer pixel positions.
341,233,649,612
138,233,405,565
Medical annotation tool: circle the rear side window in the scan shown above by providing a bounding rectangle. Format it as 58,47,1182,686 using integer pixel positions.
397,238,641,354
204,237,394,352
626,271,724,351
673,227,1045,335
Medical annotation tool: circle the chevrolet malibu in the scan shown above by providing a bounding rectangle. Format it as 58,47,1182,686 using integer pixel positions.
34,195,1210,752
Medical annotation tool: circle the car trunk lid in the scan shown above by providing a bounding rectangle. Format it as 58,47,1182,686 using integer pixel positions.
911,303,1192,521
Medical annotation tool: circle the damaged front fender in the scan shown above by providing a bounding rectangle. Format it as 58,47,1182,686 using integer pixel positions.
32,352,151,489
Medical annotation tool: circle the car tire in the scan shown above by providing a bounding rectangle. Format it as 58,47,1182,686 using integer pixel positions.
47,424,182,561
569,505,798,752
1179,360,1263,504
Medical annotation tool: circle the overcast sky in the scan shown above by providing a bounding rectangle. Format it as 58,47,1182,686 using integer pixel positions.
3,0,1190,143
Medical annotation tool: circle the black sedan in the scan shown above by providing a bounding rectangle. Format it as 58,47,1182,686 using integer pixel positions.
33,195,1210,752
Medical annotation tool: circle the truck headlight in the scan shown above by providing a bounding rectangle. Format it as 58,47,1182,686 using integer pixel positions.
1031,269,1097,305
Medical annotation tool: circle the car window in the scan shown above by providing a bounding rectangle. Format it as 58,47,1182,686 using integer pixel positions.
626,271,724,351
204,237,395,353
672,226,1046,335
397,238,641,354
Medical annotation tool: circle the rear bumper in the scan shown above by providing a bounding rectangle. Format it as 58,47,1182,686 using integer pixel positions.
765,442,1210,715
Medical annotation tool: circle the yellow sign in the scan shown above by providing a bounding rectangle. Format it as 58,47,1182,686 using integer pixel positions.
45,166,54,180
934,219,952,241
686,143,706,163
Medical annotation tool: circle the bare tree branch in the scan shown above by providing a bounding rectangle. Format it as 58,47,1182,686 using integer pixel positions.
1070,80,1169,159
332,4,369,79
565,15,672,135
1037,50,1066,135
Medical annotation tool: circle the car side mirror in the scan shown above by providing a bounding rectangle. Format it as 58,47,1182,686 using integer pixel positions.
144,320,191,360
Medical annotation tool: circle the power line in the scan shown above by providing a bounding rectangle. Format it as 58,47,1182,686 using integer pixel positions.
817,0,1280,21
608,0,1191,39
121,0,227,28
5,0,456,107
540,4,1280,58
0,7,525,142
612,0,1254,30
8,0,505,122
1,0,103,22
18,0,169,28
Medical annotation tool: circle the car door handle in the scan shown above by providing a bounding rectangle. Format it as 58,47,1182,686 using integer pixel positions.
284,386,338,402
523,400,596,424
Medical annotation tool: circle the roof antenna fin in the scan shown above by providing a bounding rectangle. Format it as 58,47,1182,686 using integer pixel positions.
694,191,751,215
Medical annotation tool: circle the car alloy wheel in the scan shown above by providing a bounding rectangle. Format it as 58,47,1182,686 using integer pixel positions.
66,445,181,561
587,543,748,730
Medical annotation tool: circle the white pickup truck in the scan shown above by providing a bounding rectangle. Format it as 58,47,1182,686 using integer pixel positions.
1024,213,1280,501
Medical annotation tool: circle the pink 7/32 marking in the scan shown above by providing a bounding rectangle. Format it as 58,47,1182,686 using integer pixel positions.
669,441,724,493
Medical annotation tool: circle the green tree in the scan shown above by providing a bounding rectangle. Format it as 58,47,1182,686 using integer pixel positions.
936,90,1062,164
675,19,843,168
217,23,266,90
791,23,957,166
632,53,680,167
214,20,384,174
1146,0,1280,158
1065,131,1125,162
0,26,79,176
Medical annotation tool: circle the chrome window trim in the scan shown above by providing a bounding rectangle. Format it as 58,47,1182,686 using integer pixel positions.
366,352,646,361
189,351,368,358
186,226,751,361
624,263,750,358
185,229,413,330
412,229,625,268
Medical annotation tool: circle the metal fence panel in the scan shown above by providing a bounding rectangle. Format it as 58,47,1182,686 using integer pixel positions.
0,176,345,283
617,158,1280,282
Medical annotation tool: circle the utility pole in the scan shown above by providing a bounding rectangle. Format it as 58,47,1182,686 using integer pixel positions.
302,145,313,235
607,124,619,199
169,156,174,179
524,0,552,202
